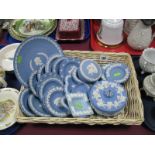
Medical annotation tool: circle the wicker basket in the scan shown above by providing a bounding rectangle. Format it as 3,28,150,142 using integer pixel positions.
16,50,144,125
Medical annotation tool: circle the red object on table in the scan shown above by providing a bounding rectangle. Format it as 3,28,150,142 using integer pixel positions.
90,20,155,56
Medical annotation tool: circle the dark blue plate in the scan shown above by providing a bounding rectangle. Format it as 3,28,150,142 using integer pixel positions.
14,36,63,87
59,58,80,80
28,94,51,117
19,89,35,116
44,87,70,117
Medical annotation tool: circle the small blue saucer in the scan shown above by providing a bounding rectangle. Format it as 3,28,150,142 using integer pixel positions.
89,81,127,116
78,59,102,83
59,58,80,80
37,65,46,81
52,57,67,75
66,93,94,117
38,77,63,101
44,87,70,117
71,68,83,84
45,55,62,73
105,63,130,84
101,64,110,80
14,36,63,87
29,70,38,97
19,89,35,117
28,94,51,117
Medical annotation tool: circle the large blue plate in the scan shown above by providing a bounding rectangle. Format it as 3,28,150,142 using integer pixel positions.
14,36,64,87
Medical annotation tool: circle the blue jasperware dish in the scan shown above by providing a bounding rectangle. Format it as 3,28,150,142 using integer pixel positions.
19,89,35,117
78,59,102,83
28,94,51,117
105,63,130,84
37,65,46,81
89,81,127,116
14,36,63,87
44,87,70,117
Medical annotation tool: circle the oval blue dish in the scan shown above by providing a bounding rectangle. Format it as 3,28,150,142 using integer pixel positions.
105,63,130,84
45,55,62,73
19,89,35,117
28,94,51,117
29,70,38,97
89,81,127,116
44,87,70,117
59,58,80,80
37,65,46,81
14,36,64,87
38,77,63,101
78,59,102,83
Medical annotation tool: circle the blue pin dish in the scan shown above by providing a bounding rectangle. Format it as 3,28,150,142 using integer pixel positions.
37,65,46,81
28,94,51,117
71,68,83,84
38,77,63,101
78,59,102,83
105,63,130,84
89,81,127,116
45,55,62,73
66,93,94,117
19,89,35,117
44,87,70,117
29,70,38,97
59,58,80,80
14,36,64,87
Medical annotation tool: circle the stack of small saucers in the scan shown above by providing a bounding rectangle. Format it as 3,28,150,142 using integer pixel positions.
8,19,57,41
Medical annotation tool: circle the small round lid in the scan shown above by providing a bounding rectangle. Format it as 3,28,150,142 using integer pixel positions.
44,87,70,117
105,63,130,83
28,94,51,117
79,59,102,82
89,81,127,115
19,89,35,117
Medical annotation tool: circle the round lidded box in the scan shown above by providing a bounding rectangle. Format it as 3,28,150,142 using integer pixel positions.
78,59,102,83
89,81,127,116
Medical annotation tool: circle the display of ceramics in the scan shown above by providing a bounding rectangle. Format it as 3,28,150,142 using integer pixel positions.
8,19,57,41
66,93,94,117
28,94,51,117
44,87,70,117
59,58,80,80
139,48,155,73
143,74,155,100
78,59,102,83
14,36,63,87
105,63,130,83
127,20,153,50
0,43,20,72
0,88,19,130
19,89,35,117
97,19,124,46
45,55,62,73
89,81,127,116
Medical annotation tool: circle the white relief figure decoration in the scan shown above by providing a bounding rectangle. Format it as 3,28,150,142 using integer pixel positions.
34,57,43,66
87,63,98,75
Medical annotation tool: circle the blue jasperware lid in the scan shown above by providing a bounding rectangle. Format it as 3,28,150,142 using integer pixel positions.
19,89,35,117
14,36,63,87
89,81,127,116
28,94,51,117
44,87,70,117
105,63,130,84
78,59,102,82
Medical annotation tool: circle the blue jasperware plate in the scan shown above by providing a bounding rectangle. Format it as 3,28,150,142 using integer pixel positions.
59,58,80,80
14,36,63,87
19,89,35,117
78,59,102,83
89,81,127,116
45,55,62,73
38,77,63,101
29,70,38,97
28,94,51,117
105,63,130,84
66,93,94,117
44,87,70,117
37,65,46,81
